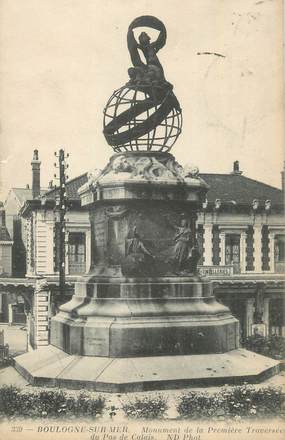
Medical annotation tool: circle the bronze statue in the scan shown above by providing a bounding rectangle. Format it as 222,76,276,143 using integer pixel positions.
127,15,167,83
103,16,182,150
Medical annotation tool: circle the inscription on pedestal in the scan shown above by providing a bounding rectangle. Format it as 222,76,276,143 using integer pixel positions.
83,326,110,356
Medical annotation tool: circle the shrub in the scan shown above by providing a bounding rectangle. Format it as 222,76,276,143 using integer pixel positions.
0,384,283,421
0,385,21,416
176,384,284,420
177,391,226,420
0,386,105,419
16,391,38,418
242,335,285,359
222,384,284,418
251,386,283,416
69,392,105,417
122,395,168,419
224,383,256,417
36,390,67,417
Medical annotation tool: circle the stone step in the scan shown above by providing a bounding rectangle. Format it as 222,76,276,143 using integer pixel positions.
14,346,280,393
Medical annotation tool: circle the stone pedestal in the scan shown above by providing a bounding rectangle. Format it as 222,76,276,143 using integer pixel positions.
50,152,239,360
51,277,239,357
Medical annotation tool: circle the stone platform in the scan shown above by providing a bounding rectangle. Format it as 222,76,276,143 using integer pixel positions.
14,346,280,392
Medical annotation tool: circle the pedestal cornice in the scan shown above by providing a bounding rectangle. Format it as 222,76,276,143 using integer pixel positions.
78,152,208,207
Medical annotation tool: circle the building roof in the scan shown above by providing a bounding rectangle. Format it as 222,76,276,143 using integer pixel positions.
11,188,47,205
40,170,283,207
200,173,283,205
43,173,88,201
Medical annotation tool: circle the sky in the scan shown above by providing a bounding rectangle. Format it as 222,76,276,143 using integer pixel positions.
0,0,284,200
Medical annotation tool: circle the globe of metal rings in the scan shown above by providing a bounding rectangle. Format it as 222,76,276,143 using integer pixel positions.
103,84,182,153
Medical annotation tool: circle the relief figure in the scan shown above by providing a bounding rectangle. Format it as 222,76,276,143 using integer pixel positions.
122,226,155,276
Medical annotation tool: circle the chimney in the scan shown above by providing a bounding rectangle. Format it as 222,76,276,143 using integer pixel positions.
231,160,242,175
31,149,41,198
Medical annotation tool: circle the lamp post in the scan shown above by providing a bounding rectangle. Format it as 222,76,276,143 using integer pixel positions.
54,149,69,296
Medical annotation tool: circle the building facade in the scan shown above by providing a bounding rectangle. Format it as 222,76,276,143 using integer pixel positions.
196,162,285,338
0,203,14,323
0,151,47,324
21,173,91,278
4,150,47,277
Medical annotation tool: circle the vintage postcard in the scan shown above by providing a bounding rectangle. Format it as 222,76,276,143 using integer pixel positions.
0,1,284,439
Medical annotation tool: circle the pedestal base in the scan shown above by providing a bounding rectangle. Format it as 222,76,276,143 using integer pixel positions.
51,312,239,357
14,345,280,392
50,277,239,357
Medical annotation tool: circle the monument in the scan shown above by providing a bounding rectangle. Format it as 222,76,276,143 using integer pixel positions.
15,16,280,391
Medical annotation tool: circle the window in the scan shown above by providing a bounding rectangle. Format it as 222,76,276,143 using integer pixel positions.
269,299,284,336
274,234,285,274
225,234,240,265
275,235,285,262
68,232,86,275
225,234,240,274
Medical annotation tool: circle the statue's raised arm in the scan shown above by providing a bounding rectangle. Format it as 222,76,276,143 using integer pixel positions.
127,26,144,68
127,15,167,71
